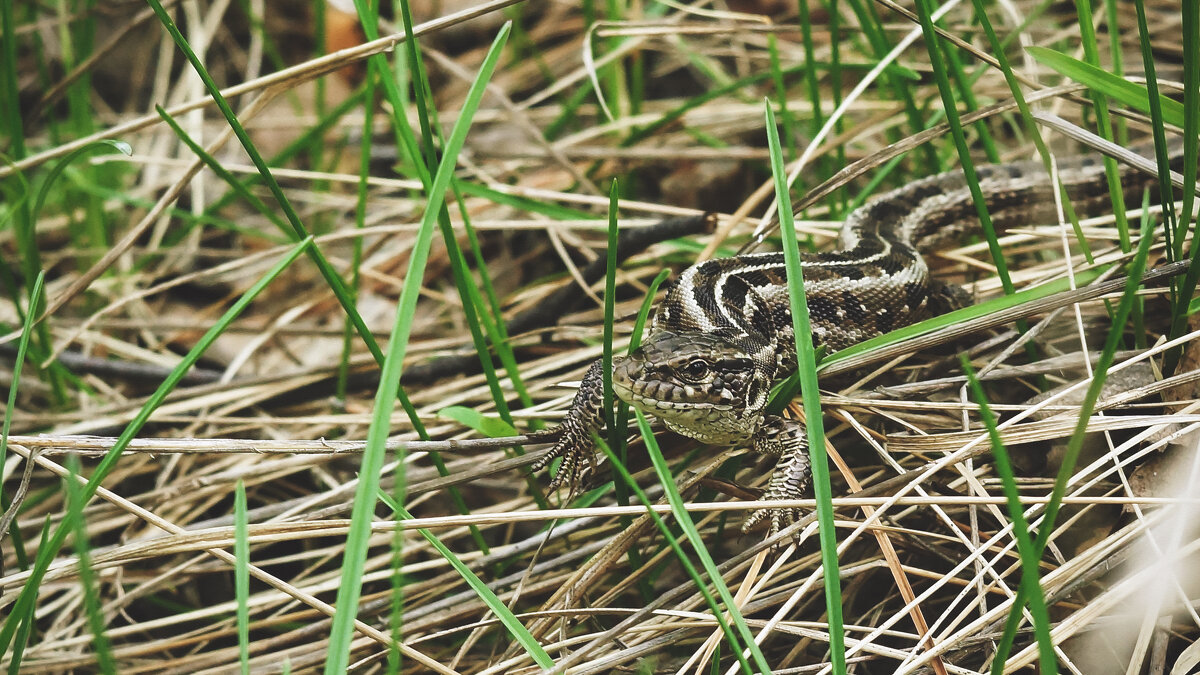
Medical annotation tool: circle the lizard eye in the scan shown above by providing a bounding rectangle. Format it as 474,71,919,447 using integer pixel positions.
678,359,710,382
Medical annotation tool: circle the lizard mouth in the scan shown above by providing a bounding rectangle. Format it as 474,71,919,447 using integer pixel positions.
613,379,733,412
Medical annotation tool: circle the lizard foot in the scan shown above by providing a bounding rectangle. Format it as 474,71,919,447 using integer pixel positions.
530,418,597,493
742,416,812,541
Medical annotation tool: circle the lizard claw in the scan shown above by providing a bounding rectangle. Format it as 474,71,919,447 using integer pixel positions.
742,501,804,542
531,420,596,493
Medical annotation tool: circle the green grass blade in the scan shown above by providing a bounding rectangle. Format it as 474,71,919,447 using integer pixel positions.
339,71,375,401
628,411,768,674
0,0,26,159
65,454,117,674
961,359,1056,675
141,0,430,440
30,140,130,227
6,520,50,674
1165,1,1200,366
322,23,511,674
766,101,845,673
991,192,1158,670
601,179,651,593
914,0,1022,287
154,107,291,234
1181,1,1199,252
378,493,554,668
603,180,622,467
769,265,1110,414
0,271,42,573
1071,0,1130,244
234,480,250,675
1026,47,1186,127
0,237,314,656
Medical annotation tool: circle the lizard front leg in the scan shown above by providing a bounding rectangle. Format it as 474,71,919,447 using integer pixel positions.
531,359,607,492
742,415,812,537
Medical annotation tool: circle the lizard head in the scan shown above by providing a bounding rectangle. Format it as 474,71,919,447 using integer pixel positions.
612,330,773,445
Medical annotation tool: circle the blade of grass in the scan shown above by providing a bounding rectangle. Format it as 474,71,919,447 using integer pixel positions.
30,140,131,230
351,0,429,187
377,493,554,668
234,479,250,675
1165,0,1200,368
600,179,652,596
913,0,1021,289
840,0,938,169
990,187,1158,671
382,0,533,521
154,107,291,233
199,86,367,224
768,264,1112,413
1130,0,1181,358
627,411,769,675
0,271,43,573
1181,0,1199,250
64,454,117,674
602,180,622,476
961,359,1056,674
0,236,315,656
9,139,134,401
1071,0,1130,249
1025,47,1186,128
6,520,50,674
141,0,430,437
322,23,511,674
339,69,375,401
765,101,845,673
406,0,543,528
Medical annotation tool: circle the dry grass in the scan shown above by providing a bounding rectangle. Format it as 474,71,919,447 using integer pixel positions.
2,0,1199,673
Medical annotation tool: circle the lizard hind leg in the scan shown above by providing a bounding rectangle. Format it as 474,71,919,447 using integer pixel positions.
742,415,812,539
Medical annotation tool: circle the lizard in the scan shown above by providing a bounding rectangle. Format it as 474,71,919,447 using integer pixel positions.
531,140,1180,538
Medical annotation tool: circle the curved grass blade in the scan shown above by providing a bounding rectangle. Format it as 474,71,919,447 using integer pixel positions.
234,480,250,675
961,359,1056,675
322,23,512,674
627,411,769,675
64,454,117,674
377,492,554,669
1026,47,1185,128
0,237,316,656
0,271,42,572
